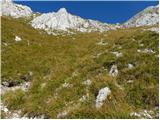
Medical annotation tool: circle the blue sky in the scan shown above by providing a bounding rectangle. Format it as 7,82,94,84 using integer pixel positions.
15,1,158,24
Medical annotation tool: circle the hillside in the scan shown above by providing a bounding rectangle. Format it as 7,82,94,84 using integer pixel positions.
124,5,159,27
1,16,159,119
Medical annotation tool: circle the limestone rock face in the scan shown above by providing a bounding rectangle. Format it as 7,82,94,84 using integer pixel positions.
124,5,159,27
1,0,32,18
31,8,117,34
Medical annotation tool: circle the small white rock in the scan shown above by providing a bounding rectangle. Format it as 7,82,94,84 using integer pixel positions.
57,111,68,118
96,87,111,109
139,43,144,47
109,65,118,77
1,103,9,113
82,79,92,86
97,39,108,46
62,82,71,88
79,95,87,102
20,82,30,91
137,48,155,54
111,52,123,57
128,64,134,69
130,112,141,118
3,43,8,46
15,36,22,42
127,80,134,83
137,49,141,53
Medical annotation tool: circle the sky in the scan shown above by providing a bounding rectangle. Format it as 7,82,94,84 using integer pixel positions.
15,1,159,24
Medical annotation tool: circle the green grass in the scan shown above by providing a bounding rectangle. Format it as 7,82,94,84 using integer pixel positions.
1,16,159,118
2,89,25,110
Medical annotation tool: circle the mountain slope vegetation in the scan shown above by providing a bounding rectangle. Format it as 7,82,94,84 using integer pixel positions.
1,16,159,119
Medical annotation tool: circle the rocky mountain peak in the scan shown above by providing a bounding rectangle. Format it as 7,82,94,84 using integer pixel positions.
2,0,12,3
124,4,159,27
31,7,117,35
1,0,32,18
57,8,68,14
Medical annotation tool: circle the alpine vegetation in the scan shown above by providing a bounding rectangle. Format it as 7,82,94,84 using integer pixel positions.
1,0,159,119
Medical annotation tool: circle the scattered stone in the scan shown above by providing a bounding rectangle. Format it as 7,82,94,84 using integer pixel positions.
97,39,108,46
2,80,20,87
143,48,155,53
147,27,159,33
130,112,141,118
130,110,154,119
137,49,141,53
82,79,92,86
132,38,136,41
128,64,134,69
31,114,49,119
15,36,22,42
3,43,8,46
72,71,78,77
96,87,111,109
62,82,72,88
142,110,152,119
11,110,22,119
28,71,33,76
139,43,144,47
57,111,68,118
118,46,122,49
1,102,9,113
20,82,30,91
2,81,10,87
1,84,8,95
79,95,87,102
127,80,134,84
1,81,31,95
137,48,155,54
79,93,89,102
1,102,22,119
109,65,118,77
111,52,123,57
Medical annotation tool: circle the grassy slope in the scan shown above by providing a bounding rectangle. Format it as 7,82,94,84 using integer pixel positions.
1,16,159,118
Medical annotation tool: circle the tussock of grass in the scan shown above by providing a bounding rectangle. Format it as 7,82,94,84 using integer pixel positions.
2,89,25,110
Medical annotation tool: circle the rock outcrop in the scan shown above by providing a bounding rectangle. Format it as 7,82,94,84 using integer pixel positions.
1,0,32,18
31,8,117,34
124,5,159,27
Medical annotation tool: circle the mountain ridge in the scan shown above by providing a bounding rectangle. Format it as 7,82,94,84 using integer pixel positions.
1,0,32,18
124,4,159,27
1,1,159,119
30,8,118,34
1,0,159,34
